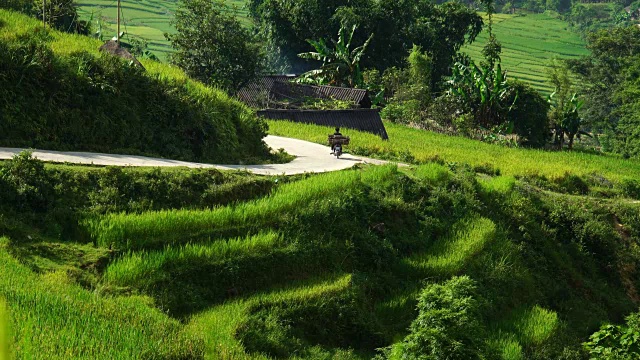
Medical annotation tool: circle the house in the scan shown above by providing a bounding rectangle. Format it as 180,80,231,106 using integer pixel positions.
257,109,388,140
237,75,387,139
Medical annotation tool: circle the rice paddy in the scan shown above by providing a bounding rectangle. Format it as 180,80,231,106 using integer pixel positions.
76,0,250,60
463,12,588,94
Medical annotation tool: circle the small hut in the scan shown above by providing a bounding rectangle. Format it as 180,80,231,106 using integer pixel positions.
99,40,144,69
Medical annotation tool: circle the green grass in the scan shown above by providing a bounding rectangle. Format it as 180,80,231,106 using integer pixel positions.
489,305,559,359
185,274,352,359
463,12,588,95
87,170,364,250
77,0,250,61
0,237,203,359
104,231,281,287
406,217,497,275
0,298,9,360
267,119,640,183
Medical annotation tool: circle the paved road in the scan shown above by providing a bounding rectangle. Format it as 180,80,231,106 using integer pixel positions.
0,136,392,175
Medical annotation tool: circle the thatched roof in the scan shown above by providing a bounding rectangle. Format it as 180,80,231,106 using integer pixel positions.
99,40,144,68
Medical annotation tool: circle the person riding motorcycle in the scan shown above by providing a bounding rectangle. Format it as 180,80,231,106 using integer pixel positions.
330,127,342,154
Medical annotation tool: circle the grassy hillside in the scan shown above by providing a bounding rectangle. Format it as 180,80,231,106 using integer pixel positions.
0,9,270,164
268,120,640,186
76,0,249,60
463,12,588,94
1,134,639,358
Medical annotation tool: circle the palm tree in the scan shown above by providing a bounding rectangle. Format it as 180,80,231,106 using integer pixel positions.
297,25,373,88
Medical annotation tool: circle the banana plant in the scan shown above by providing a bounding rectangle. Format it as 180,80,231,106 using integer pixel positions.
548,92,590,149
447,61,517,129
297,25,373,88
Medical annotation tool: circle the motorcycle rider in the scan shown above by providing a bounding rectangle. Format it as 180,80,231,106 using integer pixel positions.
331,127,342,154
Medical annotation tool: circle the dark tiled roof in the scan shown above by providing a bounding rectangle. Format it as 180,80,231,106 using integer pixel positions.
236,75,297,108
258,109,388,140
236,75,371,109
270,82,371,108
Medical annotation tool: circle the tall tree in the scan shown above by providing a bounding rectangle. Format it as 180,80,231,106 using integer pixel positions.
167,0,263,92
251,0,482,90
567,26,640,156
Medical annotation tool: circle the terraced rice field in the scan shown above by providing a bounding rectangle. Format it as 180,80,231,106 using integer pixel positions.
463,12,589,94
76,0,250,60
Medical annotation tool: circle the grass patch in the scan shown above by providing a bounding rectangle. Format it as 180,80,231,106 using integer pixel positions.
185,274,352,360
406,217,497,276
267,120,640,183
0,298,9,360
87,170,364,250
0,237,204,359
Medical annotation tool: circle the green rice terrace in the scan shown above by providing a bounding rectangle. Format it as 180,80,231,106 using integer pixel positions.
463,12,589,95
1,113,640,358
76,0,249,60
3,4,640,360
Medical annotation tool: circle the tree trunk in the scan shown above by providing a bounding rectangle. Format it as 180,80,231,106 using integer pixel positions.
568,133,575,150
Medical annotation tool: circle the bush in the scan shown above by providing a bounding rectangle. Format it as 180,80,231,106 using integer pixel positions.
621,179,640,200
0,11,269,164
507,82,550,148
383,276,489,360
584,311,640,358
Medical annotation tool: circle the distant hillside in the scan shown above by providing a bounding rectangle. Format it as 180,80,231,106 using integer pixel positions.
76,0,249,60
463,12,589,94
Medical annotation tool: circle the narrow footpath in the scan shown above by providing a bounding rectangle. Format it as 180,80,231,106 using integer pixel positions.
0,136,392,175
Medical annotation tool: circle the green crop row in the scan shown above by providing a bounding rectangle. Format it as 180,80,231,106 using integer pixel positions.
0,237,204,359
87,170,365,250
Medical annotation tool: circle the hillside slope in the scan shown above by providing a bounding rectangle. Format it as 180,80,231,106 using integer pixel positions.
463,12,588,94
0,9,269,164
76,0,249,60
0,150,639,358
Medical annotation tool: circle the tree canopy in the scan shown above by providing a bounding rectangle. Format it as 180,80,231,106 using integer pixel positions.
250,0,482,91
167,0,262,92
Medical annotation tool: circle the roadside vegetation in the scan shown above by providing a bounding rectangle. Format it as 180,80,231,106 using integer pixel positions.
267,119,640,188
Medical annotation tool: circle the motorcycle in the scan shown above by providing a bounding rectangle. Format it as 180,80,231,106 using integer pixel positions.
328,134,350,159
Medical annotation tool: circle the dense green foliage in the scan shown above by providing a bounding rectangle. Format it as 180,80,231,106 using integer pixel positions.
568,25,640,158
0,152,275,243
167,0,262,92
383,276,488,359
584,311,640,358
250,0,482,90
0,10,270,163
297,25,372,88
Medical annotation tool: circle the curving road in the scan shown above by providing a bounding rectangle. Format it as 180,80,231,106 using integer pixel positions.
0,136,392,175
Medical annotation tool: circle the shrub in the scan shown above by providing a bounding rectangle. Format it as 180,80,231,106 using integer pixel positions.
584,311,640,359
507,82,550,148
0,151,54,212
383,276,489,359
620,179,640,199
